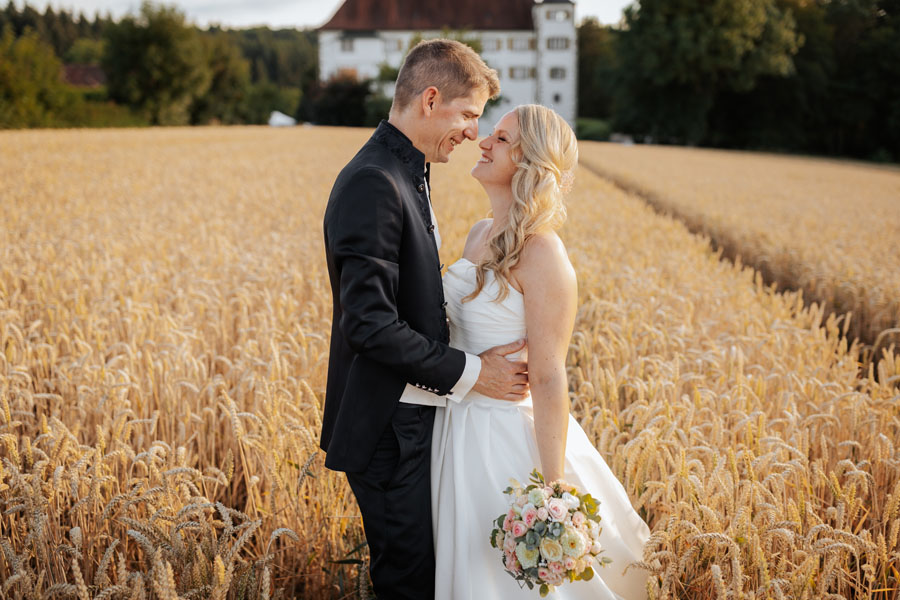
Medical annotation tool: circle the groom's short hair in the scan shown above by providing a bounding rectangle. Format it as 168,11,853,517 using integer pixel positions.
391,39,500,113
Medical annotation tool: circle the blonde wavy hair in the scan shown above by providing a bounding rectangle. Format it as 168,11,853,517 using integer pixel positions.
465,104,578,302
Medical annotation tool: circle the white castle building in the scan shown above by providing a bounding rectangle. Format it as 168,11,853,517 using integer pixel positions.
318,0,577,128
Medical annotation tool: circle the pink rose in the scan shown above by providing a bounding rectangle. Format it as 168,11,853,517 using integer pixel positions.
547,498,568,521
564,556,577,570
548,572,565,586
543,486,554,496
511,520,528,538
502,515,513,532
522,506,538,527
504,552,521,574
549,561,565,575
504,533,517,553
572,511,586,528
537,567,553,581
537,507,549,521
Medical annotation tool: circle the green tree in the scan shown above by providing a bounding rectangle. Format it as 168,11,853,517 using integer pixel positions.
102,1,210,125
65,37,105,63
577,18,618,119
0,25,75,127
189,33,251,124
614,0,802,144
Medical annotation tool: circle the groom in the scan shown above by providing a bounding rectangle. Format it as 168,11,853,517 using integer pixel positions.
321,39,529,599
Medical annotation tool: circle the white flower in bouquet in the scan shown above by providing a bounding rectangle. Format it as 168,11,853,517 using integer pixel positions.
539,537,564,563
561,525,588,557
562,491,581,510
516,542,540,569
528,487,547,507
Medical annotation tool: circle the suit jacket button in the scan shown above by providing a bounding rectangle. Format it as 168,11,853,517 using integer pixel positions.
441,301,447,309
427,224,435,234
417,183,425,193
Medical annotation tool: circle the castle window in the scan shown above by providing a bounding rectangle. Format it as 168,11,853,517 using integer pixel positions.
508,37,536,51
550,67,566,80
547,37,570,50
482,38,503,52
547,9,571,21
340,38,354,52
509,67,535,80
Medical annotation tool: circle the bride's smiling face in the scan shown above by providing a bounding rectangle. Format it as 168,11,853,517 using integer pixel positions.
471,111,519,186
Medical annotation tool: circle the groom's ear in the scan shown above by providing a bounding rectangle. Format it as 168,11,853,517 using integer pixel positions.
420,86,440,116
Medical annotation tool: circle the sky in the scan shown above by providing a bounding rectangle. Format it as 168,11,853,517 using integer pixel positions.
19,0,633,29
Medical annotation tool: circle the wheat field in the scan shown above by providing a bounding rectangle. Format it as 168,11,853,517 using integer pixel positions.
1,127,898,599
578,142,900,357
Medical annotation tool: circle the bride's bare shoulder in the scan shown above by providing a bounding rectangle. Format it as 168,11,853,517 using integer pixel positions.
514,231,576,289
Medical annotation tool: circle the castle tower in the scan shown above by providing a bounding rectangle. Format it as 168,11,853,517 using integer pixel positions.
532,0,577,126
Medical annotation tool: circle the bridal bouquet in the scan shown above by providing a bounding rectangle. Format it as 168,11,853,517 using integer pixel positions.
490,469,611,597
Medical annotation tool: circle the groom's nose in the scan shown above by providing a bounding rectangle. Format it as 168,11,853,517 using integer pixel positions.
464,120,478,140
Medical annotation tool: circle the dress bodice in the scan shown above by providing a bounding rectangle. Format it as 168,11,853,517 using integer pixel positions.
443,258,527,360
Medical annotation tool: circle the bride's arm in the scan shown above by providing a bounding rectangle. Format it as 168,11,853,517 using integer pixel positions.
515,233,577,483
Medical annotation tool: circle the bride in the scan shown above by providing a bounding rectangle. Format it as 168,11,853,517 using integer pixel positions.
431,104,651,600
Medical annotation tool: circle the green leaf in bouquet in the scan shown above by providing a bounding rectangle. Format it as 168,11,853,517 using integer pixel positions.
581,566,595,581
530,468,545,485
601,556,613,565
533,521,547,535
539,583,550,597
548,522,564,539
504,486,515,495
580,494,599,516
525,530,540,549
497,515,507,529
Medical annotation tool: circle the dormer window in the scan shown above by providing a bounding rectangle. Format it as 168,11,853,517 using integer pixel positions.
547,9,571,21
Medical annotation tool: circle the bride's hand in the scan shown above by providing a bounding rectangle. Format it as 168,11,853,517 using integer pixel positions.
473,338,529,401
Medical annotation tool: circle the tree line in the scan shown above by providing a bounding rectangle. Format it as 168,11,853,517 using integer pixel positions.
579,0,899,161
0,1,319,127
2,0,898,161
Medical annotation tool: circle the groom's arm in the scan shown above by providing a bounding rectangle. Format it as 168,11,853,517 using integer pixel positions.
326,166,467,395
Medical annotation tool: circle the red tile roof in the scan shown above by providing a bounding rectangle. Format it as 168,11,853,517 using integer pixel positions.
62,64,106,88
320,0,535,31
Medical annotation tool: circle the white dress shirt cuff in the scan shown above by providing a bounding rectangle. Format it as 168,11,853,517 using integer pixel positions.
445,352,481,403
398,352,481,406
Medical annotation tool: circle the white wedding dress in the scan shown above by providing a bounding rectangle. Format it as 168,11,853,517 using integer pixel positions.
432,258,651,600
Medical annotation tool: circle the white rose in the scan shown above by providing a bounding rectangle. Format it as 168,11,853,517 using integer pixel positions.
562,492,580,510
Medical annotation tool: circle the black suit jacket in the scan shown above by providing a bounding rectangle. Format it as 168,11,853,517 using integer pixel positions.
321,121,467,473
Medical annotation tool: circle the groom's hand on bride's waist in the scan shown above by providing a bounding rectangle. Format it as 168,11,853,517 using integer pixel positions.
472,338,529,401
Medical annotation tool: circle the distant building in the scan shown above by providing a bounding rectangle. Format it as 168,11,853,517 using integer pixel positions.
61,64,106,88
318,0,577,128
